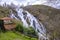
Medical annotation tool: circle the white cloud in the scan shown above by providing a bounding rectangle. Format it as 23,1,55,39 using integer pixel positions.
30,0,47,5
0,0,60,9
1,0,47,6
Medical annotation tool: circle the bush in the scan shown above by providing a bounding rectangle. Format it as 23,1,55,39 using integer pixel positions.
15,21,37,38
15,23,24,33
23,27,38,38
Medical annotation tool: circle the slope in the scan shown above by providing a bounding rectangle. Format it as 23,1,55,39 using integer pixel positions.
23,5,60,39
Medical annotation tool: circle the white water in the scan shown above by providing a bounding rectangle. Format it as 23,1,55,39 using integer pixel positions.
10,7,48,40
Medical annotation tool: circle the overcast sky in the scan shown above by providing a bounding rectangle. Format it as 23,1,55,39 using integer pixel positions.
1,0,47,6
0,0,60,9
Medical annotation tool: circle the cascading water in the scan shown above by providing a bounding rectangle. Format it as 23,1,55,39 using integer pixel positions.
10,7,48,40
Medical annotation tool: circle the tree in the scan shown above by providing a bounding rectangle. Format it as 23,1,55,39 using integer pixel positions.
15,22,24,33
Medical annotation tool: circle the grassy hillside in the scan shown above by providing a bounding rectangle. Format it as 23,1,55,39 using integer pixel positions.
23,5,60,40
0,31,37,40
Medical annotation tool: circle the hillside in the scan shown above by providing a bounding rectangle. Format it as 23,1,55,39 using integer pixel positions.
0,6,10,18
0,6,37,40
0,4,60,40
0,31,37,40
0,5,17,18
23,5,60,39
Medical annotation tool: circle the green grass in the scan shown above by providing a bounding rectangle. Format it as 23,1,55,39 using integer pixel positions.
0,31,37,40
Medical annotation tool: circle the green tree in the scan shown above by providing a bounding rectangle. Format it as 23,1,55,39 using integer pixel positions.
15,23,24,33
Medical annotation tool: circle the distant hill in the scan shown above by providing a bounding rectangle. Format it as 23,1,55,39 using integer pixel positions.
23,5,60,39
0,5,17,18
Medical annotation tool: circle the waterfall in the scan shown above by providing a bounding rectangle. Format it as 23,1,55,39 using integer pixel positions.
10,7,48,40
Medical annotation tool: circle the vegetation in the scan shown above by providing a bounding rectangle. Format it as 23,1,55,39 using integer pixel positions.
0,20,37,40
15,21,38,38
0,6,10,18
0,5,17,18
0,31,37,40
15,22,24,33
23,27,38,38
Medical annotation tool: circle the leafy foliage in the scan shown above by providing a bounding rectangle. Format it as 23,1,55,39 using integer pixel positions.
15,21,37,38
23,27,38,38
15,23,24,33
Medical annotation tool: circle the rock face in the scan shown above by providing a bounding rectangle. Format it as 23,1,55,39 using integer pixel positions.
23,5,60,40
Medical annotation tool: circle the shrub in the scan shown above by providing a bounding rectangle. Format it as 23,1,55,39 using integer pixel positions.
15,23,24,33
15,20,37,38
23,27,38,38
